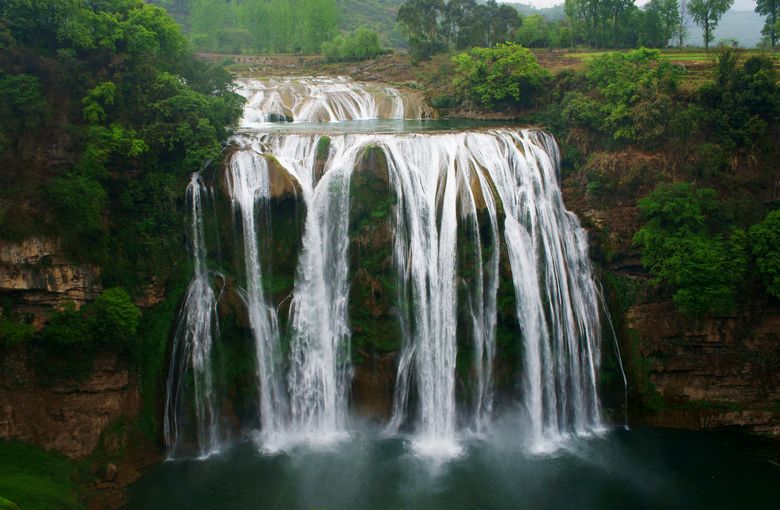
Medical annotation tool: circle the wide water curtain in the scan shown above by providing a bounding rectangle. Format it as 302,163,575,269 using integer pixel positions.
164,173,221,459
166,76,605,458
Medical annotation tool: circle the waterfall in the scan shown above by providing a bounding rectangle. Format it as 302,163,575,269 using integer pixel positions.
228,130,603,455
172,121,606,458
236,76,431,124
164,173,221,459
226,151,288,448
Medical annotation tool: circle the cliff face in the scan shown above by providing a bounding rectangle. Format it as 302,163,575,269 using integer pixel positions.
627,301,780,436
566,174,780,439
0,348,139,459
0,238,101,324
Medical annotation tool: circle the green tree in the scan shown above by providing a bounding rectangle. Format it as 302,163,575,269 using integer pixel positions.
563,48,682,146
323,28,383,62
755,0,779,47
749,210,780,298
397,0,446,59
92,288,141,342
634,183,747,315
687,0,734,49
452,42,550,108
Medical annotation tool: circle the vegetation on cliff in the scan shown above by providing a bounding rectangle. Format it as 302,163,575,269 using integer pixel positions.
0,441,82,510
0,0,242,441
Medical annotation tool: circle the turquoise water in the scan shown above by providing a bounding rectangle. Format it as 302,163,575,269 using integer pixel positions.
128,427,778,510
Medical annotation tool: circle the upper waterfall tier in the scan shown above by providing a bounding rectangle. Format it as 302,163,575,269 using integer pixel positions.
236,76,432,125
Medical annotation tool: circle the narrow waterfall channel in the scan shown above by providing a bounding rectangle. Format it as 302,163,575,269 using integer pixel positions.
165,77,607,459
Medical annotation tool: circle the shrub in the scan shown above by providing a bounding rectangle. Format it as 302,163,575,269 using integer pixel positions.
37,288,140,346
322,28,383,62
634,183,748,315
749,210,780,299
0,319,35,348
563,48,682,147
92,288,141,342
452,42,550,108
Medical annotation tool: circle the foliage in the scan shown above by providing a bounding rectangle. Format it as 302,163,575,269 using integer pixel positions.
749,210,780,299
697,47,780,152
0,441,82,510
37,289,140,346
92,288,141,342
185,0,340,54
634,183,747,315
323,28,384,62
452,43,550,108
563,48,682,146
0,319,35,348
0,0,243,283
398,0,519,59
687,0,735,49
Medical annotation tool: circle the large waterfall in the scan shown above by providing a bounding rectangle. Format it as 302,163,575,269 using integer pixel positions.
165,76,607,460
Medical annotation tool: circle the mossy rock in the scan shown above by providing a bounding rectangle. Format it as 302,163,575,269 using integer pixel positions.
348,146,402,358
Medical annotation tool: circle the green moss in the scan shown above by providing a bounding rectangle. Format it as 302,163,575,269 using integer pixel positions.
0,318,35,348
0,441,83,510
0,496,20,510
347,146,402,359
136,273,188,440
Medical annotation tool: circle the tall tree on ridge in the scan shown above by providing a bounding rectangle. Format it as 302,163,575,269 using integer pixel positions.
755,0,779,47
687,0,734,49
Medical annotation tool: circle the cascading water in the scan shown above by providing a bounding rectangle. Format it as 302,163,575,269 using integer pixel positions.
226,150,289,448
169,81,609,459
377,131,603,455
236,76,431,124
164,173,221,459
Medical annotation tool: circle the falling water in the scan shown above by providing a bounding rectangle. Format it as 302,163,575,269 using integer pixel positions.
226,150,289,448
224,130,604,456
164,173,221,459
236,76,431,124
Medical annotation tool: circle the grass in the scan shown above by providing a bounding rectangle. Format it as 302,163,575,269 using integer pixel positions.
0,441,83,510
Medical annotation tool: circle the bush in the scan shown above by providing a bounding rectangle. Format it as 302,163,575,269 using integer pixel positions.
563,48,682,147
452,42,550,108
749,210,780,299
47,173,107,260
634,183,748,315
92,288,141,342
37,288,140,346
0,319,35,348
322,28,383,62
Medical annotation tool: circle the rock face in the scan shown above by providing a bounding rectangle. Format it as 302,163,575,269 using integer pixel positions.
627,301,780,437
0,237,101,323
563,173,780,438
0,348,140,459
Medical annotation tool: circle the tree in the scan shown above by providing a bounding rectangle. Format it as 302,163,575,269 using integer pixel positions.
660,0,682,47
687,0,734,49
452,42,550,108
677,0,688,46
749,210,780,299
397,0,446,59
634,183,747,316
755,0,779,47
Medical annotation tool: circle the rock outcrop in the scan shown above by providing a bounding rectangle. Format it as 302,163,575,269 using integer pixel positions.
0,237,101,323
